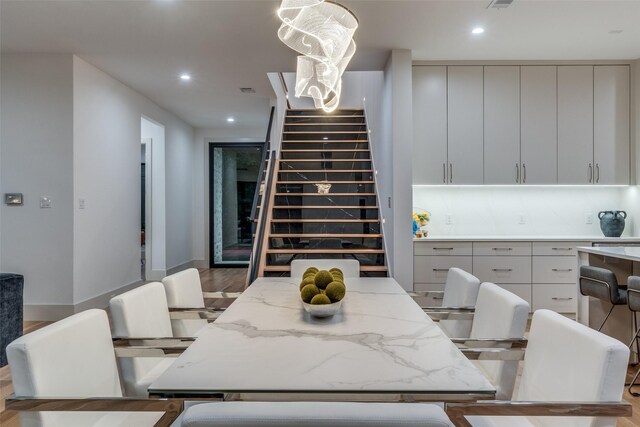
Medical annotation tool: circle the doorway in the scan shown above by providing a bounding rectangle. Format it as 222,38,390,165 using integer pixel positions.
209,143,264,267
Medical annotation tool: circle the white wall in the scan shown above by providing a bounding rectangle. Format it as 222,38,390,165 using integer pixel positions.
73,56,195,303
0,54,75,311
388,50,414,291
192,126,267,265
414,186,638,237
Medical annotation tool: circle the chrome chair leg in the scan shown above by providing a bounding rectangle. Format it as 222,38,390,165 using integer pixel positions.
629,366,640,397
630,313,640,366
598,304,616,332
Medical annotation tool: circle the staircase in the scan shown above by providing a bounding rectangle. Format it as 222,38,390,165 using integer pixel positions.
259,108,388,277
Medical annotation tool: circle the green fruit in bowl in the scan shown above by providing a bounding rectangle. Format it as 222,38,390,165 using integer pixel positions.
310,294,332,305
300,284,321,303
304,267,319,276
331,274,344,284
299,276,315,290
329,267,344,277
314,270,334,289
325,281,346,302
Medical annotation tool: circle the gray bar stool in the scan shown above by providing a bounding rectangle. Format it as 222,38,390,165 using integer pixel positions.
627,276,640,396
579,265,628,331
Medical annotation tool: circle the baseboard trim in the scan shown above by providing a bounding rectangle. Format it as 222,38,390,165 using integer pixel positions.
166,260,197,276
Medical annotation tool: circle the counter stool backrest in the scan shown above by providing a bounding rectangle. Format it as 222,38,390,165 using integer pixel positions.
627,276,640,312
579,265,625,304
162,268,206,309
442,267,481,308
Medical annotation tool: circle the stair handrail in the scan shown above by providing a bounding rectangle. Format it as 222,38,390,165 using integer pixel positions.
278,72,292,109
249,106,275,223
247,150,277,286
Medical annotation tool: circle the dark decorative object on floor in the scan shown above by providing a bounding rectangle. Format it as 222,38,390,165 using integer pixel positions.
0,273,23,367
599,210,627,238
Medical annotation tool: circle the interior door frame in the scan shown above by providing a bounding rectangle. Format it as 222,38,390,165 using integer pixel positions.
209,142,265,268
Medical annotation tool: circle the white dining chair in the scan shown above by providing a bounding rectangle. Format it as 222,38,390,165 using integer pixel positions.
446,309,631,427
110,282,187,397
5,309,177,426
466,282,529,400
162,268,238,337
290,259,360,279
420,268,481,339
178,401,454,427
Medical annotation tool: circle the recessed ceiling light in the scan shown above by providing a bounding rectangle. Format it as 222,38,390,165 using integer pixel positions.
180,74,191,81
227,117,235,123
472,27,485,34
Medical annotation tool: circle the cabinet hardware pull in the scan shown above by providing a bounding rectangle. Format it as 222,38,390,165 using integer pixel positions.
492,247,513,251
432,269,449,272
523,163,526,183
552,297,573,301
552,268,573,272
443,163,446,184
551,247,573,251
449,163,453,183
596,163,600,183
492,268,513,272
433,296,444,300
588,163,593,183
516,163,519,183
433,247,454,251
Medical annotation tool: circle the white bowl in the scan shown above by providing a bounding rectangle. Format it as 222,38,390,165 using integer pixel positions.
302,300,342,318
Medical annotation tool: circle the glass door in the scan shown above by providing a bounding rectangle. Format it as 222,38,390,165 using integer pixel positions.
210,143,264,266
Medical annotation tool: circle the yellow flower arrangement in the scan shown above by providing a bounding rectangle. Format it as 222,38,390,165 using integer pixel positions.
413,211,430,223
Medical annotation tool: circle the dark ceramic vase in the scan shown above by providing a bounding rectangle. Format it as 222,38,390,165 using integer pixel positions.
598,210,627,237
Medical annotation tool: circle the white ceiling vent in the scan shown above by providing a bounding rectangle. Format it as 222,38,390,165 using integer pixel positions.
240,87,256,94
487,0,514,9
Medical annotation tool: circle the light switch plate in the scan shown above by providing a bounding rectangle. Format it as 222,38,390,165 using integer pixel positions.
585,213,594,224
79,198,86,209
39,196,52,208
5,193,23,205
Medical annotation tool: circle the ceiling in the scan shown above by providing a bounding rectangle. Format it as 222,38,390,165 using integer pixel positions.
2,0,640,130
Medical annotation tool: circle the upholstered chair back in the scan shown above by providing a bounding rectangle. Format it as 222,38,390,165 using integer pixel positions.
517,309,629,427
7,309,122,398
109,283,174,397
290,259,360,280
162,268,208,337
469,282,530,400
180,401,454,427
438,268,481,339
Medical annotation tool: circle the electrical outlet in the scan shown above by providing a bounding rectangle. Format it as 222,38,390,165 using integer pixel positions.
445,214,454,225
39,196,52,208
79,198,86,209
518,214,526,225
585,213,594,224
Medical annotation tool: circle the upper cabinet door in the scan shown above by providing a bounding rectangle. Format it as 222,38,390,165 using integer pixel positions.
594,66,630,185
447,66,484,184
521,66,557,184
484,66,521,184
557,66,594,184
413,66,448,184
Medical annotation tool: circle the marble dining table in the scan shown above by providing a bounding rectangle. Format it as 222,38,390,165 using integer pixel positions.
148,276,495,402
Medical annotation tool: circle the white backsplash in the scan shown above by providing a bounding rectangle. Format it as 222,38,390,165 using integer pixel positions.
413,186,638,237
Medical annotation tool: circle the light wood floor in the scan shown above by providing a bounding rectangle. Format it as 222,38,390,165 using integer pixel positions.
1,267,640,426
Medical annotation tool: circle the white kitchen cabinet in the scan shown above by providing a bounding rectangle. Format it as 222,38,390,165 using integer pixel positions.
594,66,630,185
413,66,448,184
414,256,473,284
447,66,484,184
484,66,521,184
532,284,576,312
558,66,594,184
473,256,532,284
520,66,557,184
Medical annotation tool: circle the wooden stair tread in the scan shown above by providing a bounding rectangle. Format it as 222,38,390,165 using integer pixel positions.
284,131,368,134
279,170,373,173
268,249,384,254
275,193,376,196
287,109,364,112
272,206,379,209
277,181,375,184
271,219,379,223
270,233,383,238
284,123,366,126
263,265,388,272
285,115,365,119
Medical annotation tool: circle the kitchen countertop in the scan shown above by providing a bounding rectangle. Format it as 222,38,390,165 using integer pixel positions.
577,246,640,262
414,236,640,242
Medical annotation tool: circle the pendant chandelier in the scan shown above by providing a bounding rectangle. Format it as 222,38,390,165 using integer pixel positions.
277,0,358,113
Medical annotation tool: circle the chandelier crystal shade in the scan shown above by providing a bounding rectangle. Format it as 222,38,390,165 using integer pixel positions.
277,0,358,112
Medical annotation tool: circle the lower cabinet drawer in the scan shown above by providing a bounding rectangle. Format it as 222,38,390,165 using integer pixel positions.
533,256,577,284
473,256,531,284
495,284,532,307
413,284,445,307
414,256,473,284
532,284,577,313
